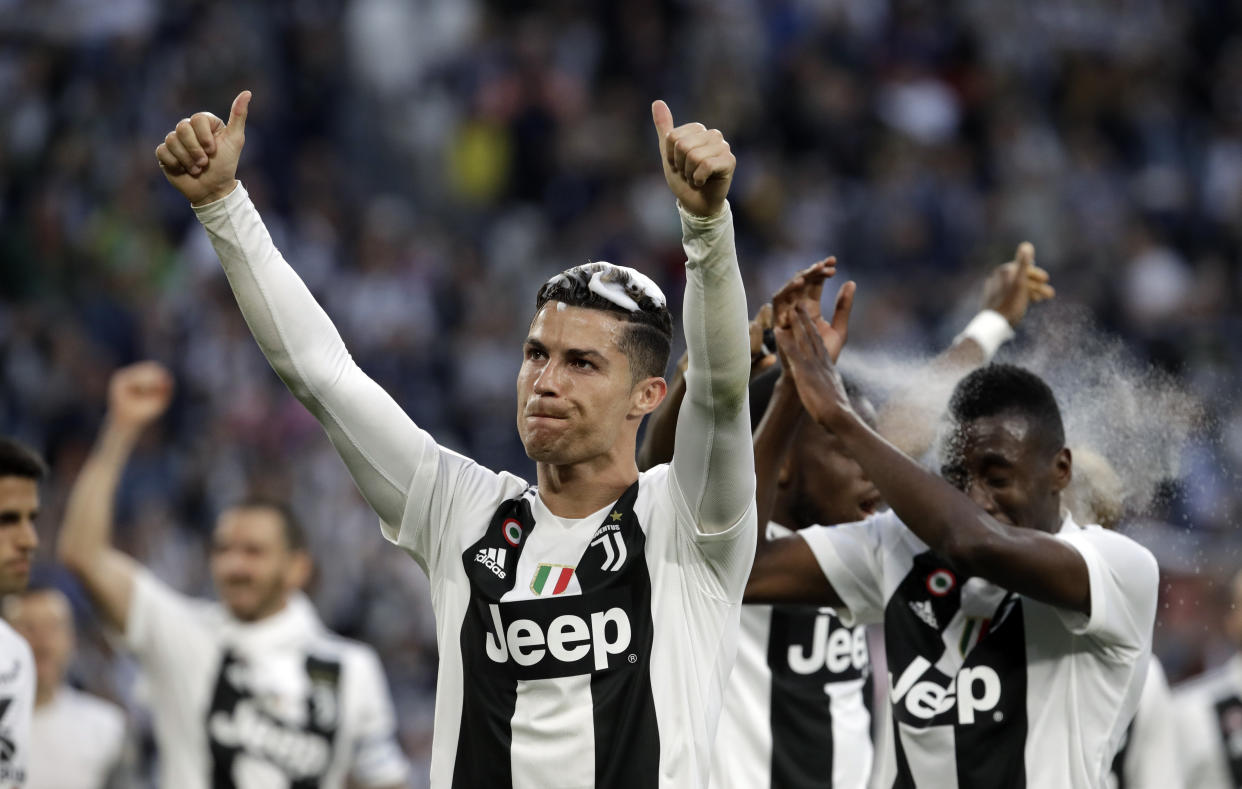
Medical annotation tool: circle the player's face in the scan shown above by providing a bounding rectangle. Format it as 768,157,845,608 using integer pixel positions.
210,507,307,622
0,476,39,595
517,304,651,465
6,590,73,693
789,428,882,526
940,412,1070,533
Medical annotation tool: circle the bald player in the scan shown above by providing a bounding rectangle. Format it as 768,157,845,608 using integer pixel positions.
4,588,129,789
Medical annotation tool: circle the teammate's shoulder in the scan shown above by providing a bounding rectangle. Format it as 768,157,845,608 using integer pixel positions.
638,462,672,485
61,686,126,727
309,628,385,667
0,619,33,660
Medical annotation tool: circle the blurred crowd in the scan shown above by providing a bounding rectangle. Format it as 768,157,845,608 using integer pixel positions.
3,0,1242,783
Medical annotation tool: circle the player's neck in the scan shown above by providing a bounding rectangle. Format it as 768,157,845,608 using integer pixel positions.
35,680,58,708
536,448,639,519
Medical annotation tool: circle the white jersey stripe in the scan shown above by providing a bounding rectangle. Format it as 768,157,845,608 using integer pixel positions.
511,676,595,787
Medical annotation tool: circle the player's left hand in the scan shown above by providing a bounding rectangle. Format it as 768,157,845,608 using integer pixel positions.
982,241,1055,327
651,100,735,217
771,258,855,364
774,304,855,429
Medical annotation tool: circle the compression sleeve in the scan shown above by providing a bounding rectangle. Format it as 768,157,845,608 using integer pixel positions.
193,182,429,530
668,201,756,537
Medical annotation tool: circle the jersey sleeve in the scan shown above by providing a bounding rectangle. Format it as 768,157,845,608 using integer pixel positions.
1122,658,1183,789
346,646,410,787
666,201,757,590
123,567,215,677
194,183,505,567
797,511,896,626
1051,527,1158,651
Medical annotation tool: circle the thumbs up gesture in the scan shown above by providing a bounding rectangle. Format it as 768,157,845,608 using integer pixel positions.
651,100,735,218
155,90,251,206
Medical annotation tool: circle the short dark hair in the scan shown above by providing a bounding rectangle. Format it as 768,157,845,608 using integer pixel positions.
534,263,673,381
748,364,875,429
948,364,1065,456
0,438,47,482
226,497,307,553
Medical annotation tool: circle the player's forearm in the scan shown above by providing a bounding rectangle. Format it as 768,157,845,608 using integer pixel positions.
753,375,802,551
58,420,138,567
637,362,686,471
672,201,755,532
194,183,426,525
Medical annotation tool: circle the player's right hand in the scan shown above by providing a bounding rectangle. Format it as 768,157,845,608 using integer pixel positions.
155,90,251,206
982,241,1055,327
770,258,855,364
108,362,175,431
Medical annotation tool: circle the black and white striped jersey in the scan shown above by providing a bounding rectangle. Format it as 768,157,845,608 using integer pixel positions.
0,619,34,788
392,461,754,788
1173,654,1242,788
801,510,1157,789
712,522,874,789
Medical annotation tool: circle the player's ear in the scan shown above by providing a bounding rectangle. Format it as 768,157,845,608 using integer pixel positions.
777,453,796,489
631,376,667,418
287,551,313,591
1049,447,1072,494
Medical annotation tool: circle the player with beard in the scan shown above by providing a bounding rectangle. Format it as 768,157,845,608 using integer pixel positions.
750,273,1157,788
0,438,44,787
57,362,410,789
153,91,754,787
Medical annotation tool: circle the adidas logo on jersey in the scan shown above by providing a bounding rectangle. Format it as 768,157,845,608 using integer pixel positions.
484,603,631,673
909,600,938,629
890,656,1002,725
475,547,508,579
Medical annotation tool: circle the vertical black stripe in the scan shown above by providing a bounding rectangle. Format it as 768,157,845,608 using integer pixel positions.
767,607,871,788
452,491,536,788
884,552,1028,789
577,483,660,789
1212,695,1242,785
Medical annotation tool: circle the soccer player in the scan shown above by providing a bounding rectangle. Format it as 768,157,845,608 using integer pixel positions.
640,250,1051,789
1171,568,1242,788
0,438,43,788
154,91,755,787
57,362,410,789
747,277,1158,787
4,587,130,789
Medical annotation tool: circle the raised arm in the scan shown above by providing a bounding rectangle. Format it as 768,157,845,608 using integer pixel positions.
776,304,1094,614
155,92,433,532
876,242,1055,456
648,101,754,534
57,363,172,629
745,262,855,605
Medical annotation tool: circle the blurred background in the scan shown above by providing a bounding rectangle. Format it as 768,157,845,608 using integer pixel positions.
2,0,1241,784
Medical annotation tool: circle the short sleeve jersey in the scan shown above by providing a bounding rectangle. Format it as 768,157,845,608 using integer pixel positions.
801,510,1157,789
29,686,126,789
124,569,409,789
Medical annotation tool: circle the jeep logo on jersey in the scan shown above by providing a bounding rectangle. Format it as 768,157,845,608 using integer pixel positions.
785,610,868,677
480,590,637,679
475,547,508,579
890,656,1002,725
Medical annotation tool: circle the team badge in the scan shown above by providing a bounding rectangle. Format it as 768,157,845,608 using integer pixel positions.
502,518,523,546
926,569,956,596
530,564,575,596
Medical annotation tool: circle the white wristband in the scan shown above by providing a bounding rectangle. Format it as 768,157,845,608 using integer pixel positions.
954,309,1015,362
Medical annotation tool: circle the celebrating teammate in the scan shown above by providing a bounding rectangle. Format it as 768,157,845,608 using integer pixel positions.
154,91,755,787
0,438,44,788
1172,568,1242,788
4,587,131,789
57,363,410,789
747,274,1158,787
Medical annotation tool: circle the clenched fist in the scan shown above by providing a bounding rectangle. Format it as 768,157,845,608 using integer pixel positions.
108,362,175,431
651,100,735,218
155,90,251,206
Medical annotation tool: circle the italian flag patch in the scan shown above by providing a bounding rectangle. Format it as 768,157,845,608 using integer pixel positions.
531,564,575,596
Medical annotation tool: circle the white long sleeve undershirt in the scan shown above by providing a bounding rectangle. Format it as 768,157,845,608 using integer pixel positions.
194,182,754,541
